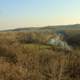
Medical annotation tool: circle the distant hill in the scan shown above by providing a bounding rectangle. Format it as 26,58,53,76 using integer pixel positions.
1,24,80,32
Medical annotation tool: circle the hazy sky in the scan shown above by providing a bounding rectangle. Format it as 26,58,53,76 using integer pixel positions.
0,0,80,29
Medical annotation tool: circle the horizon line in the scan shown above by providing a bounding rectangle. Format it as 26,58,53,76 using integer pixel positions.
0,23,79,31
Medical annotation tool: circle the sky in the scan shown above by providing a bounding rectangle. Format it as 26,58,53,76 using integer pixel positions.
0,0,80,29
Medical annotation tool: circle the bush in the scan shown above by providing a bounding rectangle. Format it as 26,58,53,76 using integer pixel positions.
0,46,17,63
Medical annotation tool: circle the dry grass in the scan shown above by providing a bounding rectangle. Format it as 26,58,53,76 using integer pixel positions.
0,32,80,80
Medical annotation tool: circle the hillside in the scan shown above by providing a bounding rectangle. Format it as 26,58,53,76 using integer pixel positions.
1,24,80,32
0,32,80,80
1,24,80,47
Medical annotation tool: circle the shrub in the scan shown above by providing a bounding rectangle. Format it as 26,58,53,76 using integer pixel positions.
0,46,17,63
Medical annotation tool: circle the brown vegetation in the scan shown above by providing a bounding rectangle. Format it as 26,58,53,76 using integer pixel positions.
0,32,80,80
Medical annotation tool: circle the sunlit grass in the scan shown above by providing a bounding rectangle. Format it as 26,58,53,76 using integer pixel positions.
0,32,80,80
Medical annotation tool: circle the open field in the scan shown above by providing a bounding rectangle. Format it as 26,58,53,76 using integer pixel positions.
0,32,80,80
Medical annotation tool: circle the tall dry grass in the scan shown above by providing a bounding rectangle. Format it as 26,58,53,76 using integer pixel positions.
0,32,79,80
